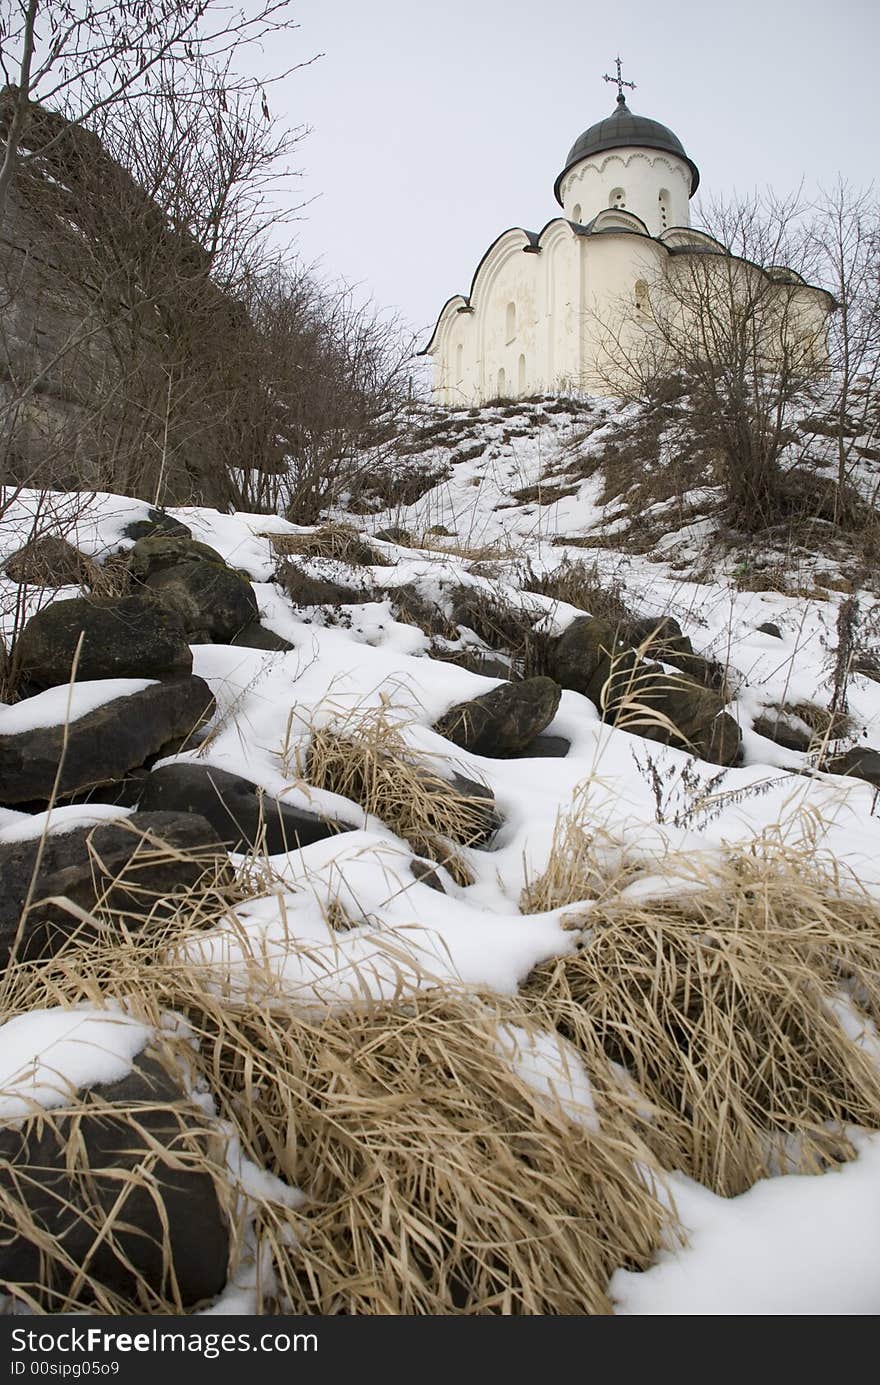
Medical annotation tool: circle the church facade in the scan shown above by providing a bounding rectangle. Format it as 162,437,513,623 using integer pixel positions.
423,80,830,404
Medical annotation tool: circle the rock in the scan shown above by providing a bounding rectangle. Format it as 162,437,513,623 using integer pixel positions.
757,621,783,639
122,508,192,542
0,1049,229,1310
3,536,97,588
0,811,232,968
514,733,570,759
548,616,632,707
137,762,354,854
0,676,215,805
548,616,740,766
624,615,722,689
374,525,413,545
753,713,811,753
434,677,562,757
128,533,226,582
823,746,880,788
276,562,372,607
230,621,294,652
641,677,742,766
436,648,514,679
409,858,446,893
444,770,502,846
143,561,258,643
14,595,193,687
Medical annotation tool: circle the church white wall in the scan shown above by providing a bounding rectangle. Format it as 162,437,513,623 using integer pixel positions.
560,149,692,236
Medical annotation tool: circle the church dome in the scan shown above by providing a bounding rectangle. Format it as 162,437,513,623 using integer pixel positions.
554,96,700,205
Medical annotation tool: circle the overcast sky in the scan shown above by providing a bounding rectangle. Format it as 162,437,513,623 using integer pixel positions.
266,0,879,345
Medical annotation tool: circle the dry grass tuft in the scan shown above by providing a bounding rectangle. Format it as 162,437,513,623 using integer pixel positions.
523,557,632,627
3,914,672,1315
193,990,669,1315
265,523,388,567
304,706,497,883
525,841,880,1196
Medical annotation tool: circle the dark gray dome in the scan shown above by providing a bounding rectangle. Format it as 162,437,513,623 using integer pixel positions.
554,96,699,205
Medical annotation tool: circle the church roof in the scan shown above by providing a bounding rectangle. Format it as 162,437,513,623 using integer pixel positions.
553,96,700,204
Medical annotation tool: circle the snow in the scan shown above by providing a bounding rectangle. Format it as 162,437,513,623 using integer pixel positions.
4,403,880,1316
494,1022,599,1131
612,1133,880,1315
0,678,156,735
0,1005,152,1120
0,803,134,845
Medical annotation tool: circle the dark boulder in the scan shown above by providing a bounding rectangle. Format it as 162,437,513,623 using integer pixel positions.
3,536,97,588
757,621,783,639
434,677,562,757
624,615,723,690
0,1049,229,1310
0,677,215,805
230,622,294,652
409,858,447,893
753,712,811,753
137,762,354,855
823,745,880,788
514,733,571,759
14,595,192,687
548,616,741,766
122,509,192,542
128,533,227,582
0,811,232,968
444,770,502,846
143,561,258,643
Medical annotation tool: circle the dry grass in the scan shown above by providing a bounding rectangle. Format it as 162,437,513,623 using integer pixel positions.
264,523,388,567
304,706,496,884
524,839,880,1196
2,907,671,1314
523,557,632,628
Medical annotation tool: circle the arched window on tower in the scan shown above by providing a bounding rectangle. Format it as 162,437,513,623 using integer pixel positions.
497,366,506,398
658,189,670,231
572,203,582,224
634,279,648,314
505,301,516,343
609,187,626,210
518,353,526,394
456,343,463,382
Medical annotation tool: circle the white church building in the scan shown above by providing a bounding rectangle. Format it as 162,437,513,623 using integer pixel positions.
422,70,829,404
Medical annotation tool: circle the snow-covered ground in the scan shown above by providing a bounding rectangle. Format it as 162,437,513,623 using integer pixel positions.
3,396,880,1314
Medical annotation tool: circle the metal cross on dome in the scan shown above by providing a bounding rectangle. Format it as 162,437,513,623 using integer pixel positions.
603,57,636,102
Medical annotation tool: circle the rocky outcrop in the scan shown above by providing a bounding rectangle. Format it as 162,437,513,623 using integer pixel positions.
137,762,354,854
14,595,192,686
434,677,562,757
0,1049,229,1309
0,677,215,805
0,811,232,967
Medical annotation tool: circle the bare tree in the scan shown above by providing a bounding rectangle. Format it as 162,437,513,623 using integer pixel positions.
0,0,309,227
808,180,880,518
239,264,417,522
591,190,835,531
